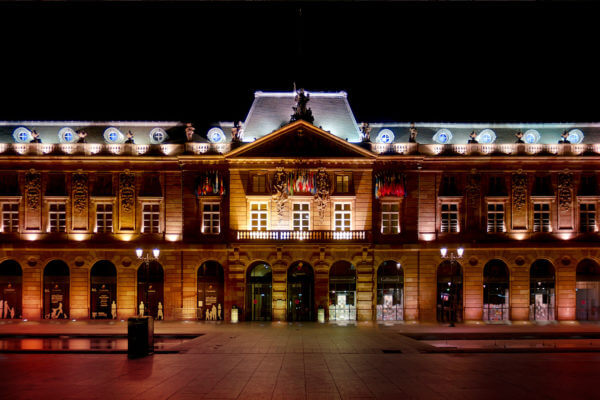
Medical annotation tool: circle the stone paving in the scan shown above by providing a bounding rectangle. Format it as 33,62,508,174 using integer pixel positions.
1,321,600,399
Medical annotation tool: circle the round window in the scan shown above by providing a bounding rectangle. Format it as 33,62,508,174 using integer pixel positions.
13,127,32,143
477,129,496,144
375,129,395,144
58,127,77,143
567,129,584,144
523,129,540,144
103,127,124,143
207,127,225,143
433,129,453,144
149,128,168,144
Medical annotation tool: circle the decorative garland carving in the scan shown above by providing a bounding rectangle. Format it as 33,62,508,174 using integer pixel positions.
512,173,527,212
119,172,135,212
271,168,289,216
25,170,41,210
558,172,573,212
465,174,481,208
72,173,88,214
314,168,331,217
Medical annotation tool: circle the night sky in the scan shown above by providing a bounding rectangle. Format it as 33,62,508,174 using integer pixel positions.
1,2,599,132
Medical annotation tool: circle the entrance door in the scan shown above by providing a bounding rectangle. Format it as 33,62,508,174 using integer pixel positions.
529,260,555,321
0,260,22,319
246,262,272,321
90,261,117,319
328,261,357,321
43,260,70,319
137,261,164,319
436,260,463,323
376,261,404,321
287,261,314,321
197,261,224,321
576,259,600,321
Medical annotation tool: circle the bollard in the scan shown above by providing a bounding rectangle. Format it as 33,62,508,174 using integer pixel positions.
231,306,239,323
128,316,154,358
318,307,325,323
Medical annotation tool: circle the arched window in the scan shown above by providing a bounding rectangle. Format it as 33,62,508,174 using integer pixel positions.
329,261,356,321
0,260,22,319
90,261,117,319
197,261,224,321
137,261,164,319
576,259,600,321
483,260,509,321
287,261,314,321
436,260,462,323
43,260,70,319
530,260,555,321
246,261,272,321
376,260,404,321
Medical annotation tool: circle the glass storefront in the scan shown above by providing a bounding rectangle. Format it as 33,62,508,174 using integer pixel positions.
197,261,224,321
529,260,555,321
137,261,164,319
246,261,272,321
576,259,600,321
483,260,509,321
0,260,22,319
287,261,314,321
90,261,117,319
436,260,463,323
329,261,356,321
376,260,403,321
43,260,70,319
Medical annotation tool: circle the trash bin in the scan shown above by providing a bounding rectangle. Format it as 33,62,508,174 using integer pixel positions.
128,316,154,358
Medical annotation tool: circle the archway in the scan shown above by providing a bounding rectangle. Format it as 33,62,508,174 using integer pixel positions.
43,260,70,319
483,259,509,321
329,261,356,321
197,261,224,321
287,261,314,321
0,260,22,319
90,261,117,319
436,260,463,323
576,259,600,321
376,260,404,321
137,261,164,319
246,261,272,321
530,259,555,321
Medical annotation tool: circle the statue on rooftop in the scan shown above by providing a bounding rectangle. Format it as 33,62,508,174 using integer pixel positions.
125,130,135,144
231,121,244,142
360,123,371,142
409,123,418,143
76,130,87,143
290,88,315,125
515,130,524,144
30,130,41,143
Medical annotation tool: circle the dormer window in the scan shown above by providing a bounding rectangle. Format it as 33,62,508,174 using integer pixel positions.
103,127,124,143
251,174,267,194
58,127,76,143
149,128,168,144
335,174,351,194
13,127,32,143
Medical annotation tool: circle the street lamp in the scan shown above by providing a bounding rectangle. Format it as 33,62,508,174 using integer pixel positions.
440,247,464,327
136,248,160,317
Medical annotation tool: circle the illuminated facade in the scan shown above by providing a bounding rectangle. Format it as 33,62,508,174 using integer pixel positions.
1,90,600,323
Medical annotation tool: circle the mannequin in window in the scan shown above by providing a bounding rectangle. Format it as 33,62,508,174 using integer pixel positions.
76,130,87,143
467,131,478,144
408,123,418,143
515,130,524,144
125,130,135,144
29,130,42,143
559,130,570,144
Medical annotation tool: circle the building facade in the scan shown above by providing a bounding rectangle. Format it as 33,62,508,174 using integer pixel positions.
1,90,599,323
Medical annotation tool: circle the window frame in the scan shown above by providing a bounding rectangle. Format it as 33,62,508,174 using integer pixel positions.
0,199,21,233
334,173,352,194
332,202,352,231
532,200,552,233
438,199,460,233
46,200,67,233
292,202,311,231
578,199,598,233
249,173,268,194
95,202,114,233
249,201,269,231
380,201,400,234
141,201,162,234
201,201,221,234
486,201,506,233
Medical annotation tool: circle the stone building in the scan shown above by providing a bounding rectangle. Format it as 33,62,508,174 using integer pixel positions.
1,90,599,323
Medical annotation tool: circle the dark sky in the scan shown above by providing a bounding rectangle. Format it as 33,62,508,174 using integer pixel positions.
1,2,599,132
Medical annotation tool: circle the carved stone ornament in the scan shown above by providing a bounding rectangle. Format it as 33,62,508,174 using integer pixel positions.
314,168,331,217
271,168,289,216
119,172,135,212
515,256,526,266
72,173,88,214
465,174,481,208
558,172,573,212
512,173,528,212
468,257,479,266
25,170,41,210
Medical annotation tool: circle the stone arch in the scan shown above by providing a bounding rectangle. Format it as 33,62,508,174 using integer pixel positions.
376,260,404,321
245,261,272,321
576,258,600,321
137,260,164,319
482,259,510,321
436,260,463,323
43,260,70,319
0,259,23,319
328,260,357,321
90,260,117,319
529,259,556,321
287,261,314,321
197,260,225,321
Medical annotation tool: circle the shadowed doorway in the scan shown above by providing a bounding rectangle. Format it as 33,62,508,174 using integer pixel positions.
287,261,314,321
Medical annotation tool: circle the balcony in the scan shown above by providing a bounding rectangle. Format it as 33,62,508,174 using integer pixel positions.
232,230,371,242
370,143,600,157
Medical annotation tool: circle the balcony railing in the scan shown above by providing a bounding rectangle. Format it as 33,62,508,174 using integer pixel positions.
0,142,231,156
233,230,371,242
370,143,600,156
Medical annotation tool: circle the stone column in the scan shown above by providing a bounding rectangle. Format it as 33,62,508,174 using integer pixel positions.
557,257,576,321
314,262,329,319
463,262,483,321
356,261,373,321
22,264,42,320
510,260,529,321
418,252,437,322
403,253,419,321
117,266,136,319
225,262,245,321
271,261,287,321
70,265,89,319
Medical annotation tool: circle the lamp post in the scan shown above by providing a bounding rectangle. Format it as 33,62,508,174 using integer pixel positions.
136,248,160,317
440,247,464,327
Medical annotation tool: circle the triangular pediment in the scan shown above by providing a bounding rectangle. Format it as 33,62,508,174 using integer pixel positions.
226,120,375,159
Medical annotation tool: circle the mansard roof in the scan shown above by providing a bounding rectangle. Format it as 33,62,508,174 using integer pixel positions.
226,120,375,159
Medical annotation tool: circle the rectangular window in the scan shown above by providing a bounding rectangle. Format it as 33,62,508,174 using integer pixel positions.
335,175,350,193
488,176,507,196
48,203,66,232
202,203,220,234
96,203,113,233
580,203,596,232
334,203,351,231
250,202,268,231
251,175,267,193
440,203,459,233
533,203,551,232
487,203,505,233
381,203,399,234
292,203,310,231
1,203,19,233
142,203,160,233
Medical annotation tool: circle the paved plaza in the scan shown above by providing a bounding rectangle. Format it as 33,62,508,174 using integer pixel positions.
1,321,600,399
